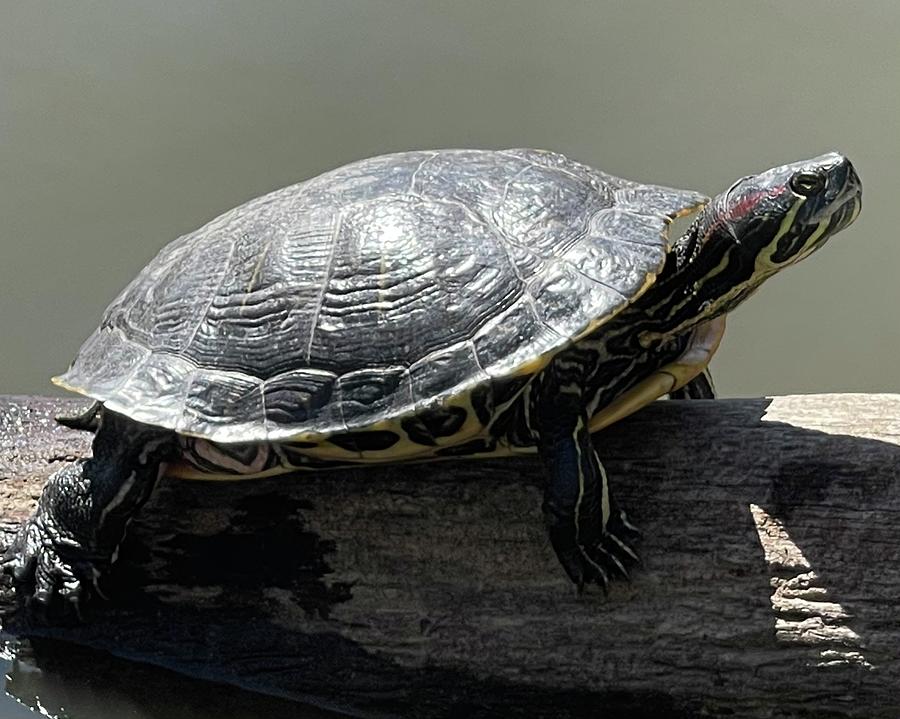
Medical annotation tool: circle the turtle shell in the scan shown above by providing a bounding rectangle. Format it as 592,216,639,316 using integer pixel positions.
55,149,708,443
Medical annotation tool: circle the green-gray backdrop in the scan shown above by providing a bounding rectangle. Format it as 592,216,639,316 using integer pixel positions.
2,1,896,397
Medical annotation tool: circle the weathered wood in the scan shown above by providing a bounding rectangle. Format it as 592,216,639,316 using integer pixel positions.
0,394,898,718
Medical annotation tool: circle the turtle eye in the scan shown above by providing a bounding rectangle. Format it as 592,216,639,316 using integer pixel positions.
790,171,826,196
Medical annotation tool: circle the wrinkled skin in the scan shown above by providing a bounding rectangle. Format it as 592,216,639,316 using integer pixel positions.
3,412,174,614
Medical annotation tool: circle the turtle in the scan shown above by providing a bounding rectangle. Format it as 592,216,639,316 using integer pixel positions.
3,148,862,610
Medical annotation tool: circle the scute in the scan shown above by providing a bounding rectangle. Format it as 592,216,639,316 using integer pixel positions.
55,149,708,443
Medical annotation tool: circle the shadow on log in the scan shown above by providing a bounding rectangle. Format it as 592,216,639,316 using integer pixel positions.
0,394,898,718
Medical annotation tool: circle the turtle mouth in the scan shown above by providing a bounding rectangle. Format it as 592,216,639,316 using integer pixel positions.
789,190,861,263
810,160,862,229
820,190,862,237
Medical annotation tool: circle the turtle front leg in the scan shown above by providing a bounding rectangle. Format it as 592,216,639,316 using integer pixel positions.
535,392,640,592
3,411,174,612
5,459,111,608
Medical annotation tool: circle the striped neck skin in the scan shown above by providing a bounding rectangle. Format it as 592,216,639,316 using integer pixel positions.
632,209,747,348
633,153,862,349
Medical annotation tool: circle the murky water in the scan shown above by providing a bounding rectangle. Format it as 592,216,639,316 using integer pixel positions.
0,637,340,719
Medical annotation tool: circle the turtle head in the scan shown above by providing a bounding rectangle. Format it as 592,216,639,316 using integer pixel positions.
715,152,862,273
643,153,861,344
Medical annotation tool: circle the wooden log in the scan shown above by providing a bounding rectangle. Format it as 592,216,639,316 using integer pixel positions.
0,393,898,718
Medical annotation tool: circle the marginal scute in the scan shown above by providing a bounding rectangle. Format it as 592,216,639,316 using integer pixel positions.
57,327,148,396
111,352,195,423
54,148,706,444
262,369,337,426
181,370,263,433
472,296,557,378
409,340,486,407
336,366,410,418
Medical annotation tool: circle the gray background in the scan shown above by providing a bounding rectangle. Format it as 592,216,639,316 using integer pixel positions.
1,1,896,397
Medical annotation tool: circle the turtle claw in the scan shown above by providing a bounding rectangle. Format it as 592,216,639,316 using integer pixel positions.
605,533,640,567
616,509,643,538
577,529,639,590
610,511,644,568
594,543,630,579
577,549,610,595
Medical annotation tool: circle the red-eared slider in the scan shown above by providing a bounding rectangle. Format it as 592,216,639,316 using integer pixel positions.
4,149,862,608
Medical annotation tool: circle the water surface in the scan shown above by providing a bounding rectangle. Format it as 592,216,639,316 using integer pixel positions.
0,637,340,719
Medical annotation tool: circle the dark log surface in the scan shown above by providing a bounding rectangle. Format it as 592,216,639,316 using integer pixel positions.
1,394,898,718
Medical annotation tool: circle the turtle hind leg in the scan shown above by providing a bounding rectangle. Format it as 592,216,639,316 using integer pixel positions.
668,368,717,399
3,410,174,615
56,401,102,432
536,395,640,591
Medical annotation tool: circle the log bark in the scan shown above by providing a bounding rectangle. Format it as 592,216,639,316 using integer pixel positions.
0,393,898,718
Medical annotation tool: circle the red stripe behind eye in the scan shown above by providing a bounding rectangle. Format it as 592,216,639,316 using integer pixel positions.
727,184,785,222
703,183,787,242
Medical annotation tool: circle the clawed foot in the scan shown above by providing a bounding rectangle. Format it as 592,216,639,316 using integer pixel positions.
3,418,168,622
551,509,642,594
2,515,104,620
2,461,109,620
